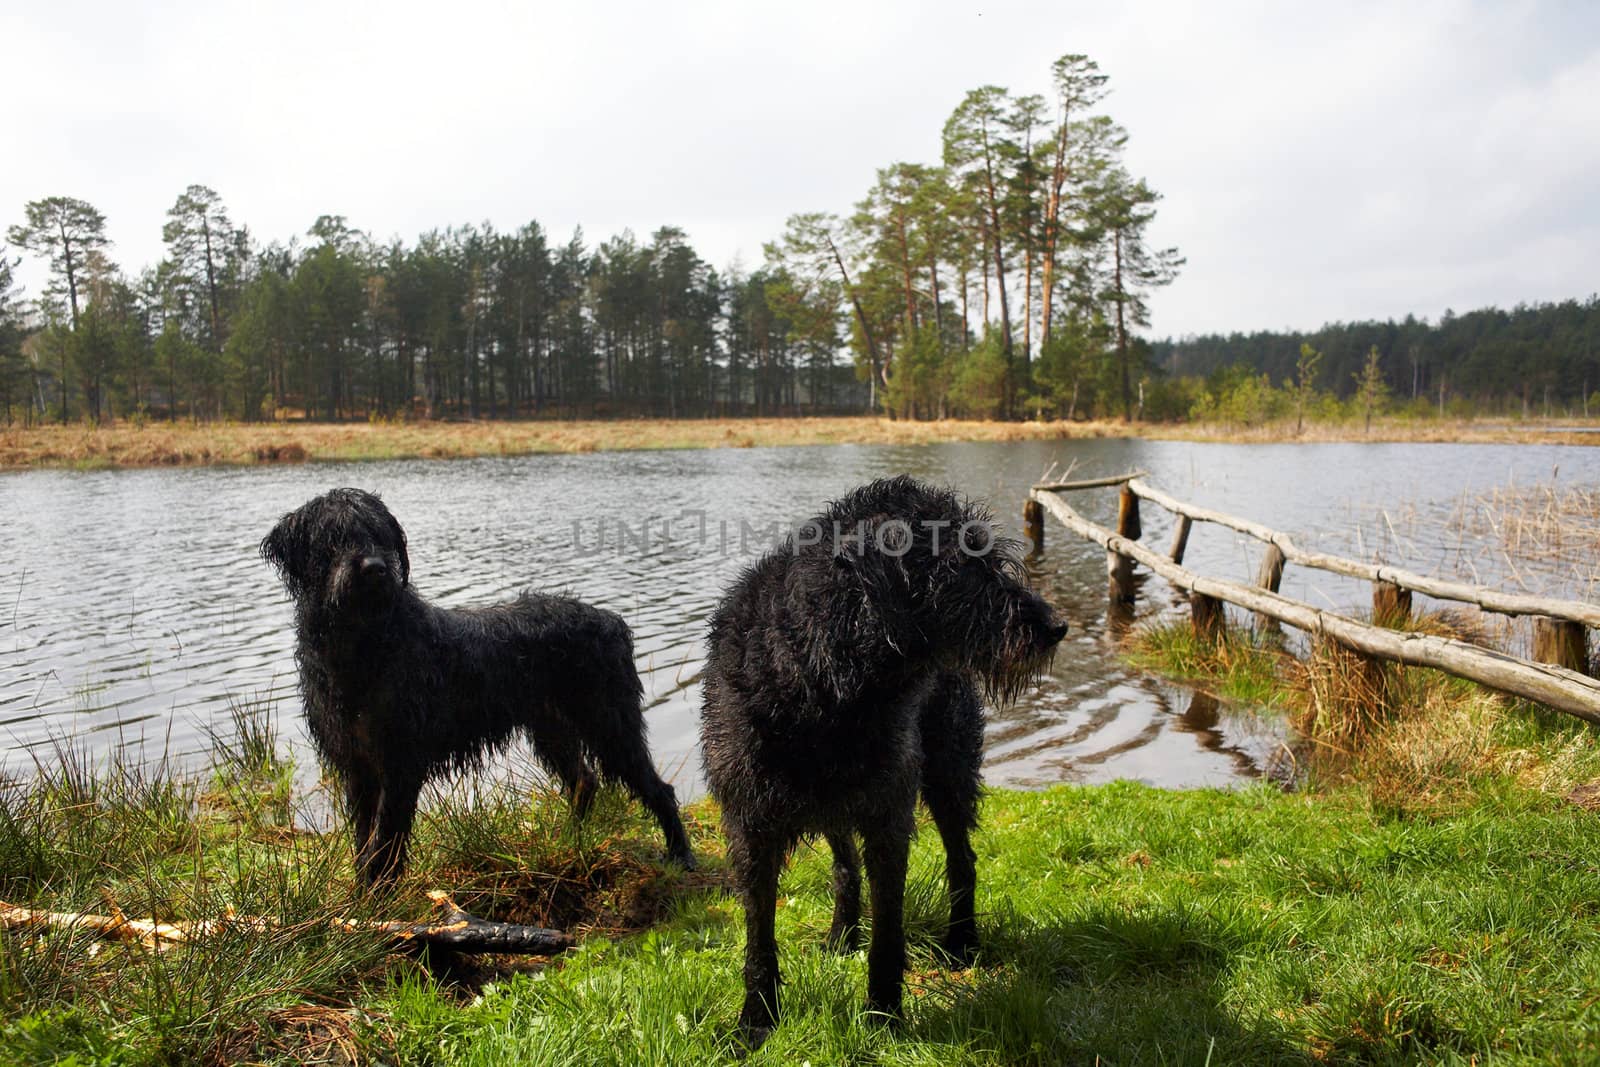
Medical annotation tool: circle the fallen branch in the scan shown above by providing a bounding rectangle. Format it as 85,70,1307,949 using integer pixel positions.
0,890,573,956
1032,469,1148,493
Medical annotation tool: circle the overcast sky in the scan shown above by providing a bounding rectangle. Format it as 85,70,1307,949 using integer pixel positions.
4,0,1596,338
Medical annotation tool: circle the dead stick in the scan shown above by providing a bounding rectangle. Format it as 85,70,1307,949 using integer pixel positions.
1,891,573,956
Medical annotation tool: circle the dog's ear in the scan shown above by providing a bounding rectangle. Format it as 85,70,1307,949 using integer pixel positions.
260,514,304,592
832,527,903,608
378,507,409,585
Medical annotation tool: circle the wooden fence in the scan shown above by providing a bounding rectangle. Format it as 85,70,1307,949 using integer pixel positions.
1025,473,1600,724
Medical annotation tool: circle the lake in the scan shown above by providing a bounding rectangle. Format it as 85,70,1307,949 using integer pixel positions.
3,436,1596,802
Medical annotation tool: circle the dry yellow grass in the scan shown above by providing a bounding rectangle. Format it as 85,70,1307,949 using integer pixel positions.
2,414,1595,471
0,416,1122,470
1148,416,1600,446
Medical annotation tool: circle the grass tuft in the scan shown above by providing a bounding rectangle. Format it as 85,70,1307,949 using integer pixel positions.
1125,609,1600,814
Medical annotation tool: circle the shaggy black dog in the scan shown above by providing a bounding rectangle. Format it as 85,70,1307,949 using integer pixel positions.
261,488,695,888
701,475,1069,1039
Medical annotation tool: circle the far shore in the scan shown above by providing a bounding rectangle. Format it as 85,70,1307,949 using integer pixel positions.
3,414,1598,471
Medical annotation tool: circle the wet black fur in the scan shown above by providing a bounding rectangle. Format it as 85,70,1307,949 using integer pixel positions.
700,475,1069,1038
261,488,694,888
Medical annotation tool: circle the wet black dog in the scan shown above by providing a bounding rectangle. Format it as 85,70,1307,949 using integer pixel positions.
701,475,1068,1039
262,488,695,888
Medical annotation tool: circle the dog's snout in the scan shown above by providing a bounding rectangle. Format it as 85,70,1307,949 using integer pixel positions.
1048,619,1070,644
358,556,388,580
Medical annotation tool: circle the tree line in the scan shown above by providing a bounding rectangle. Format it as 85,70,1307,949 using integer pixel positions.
0,54,1188,427
0,201,800,425
1149,298,1600,423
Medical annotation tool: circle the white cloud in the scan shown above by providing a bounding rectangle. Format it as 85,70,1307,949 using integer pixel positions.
3,0,1595,337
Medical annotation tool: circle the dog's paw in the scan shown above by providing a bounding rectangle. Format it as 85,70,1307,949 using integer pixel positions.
862,1004,905,1032
938,931,981,967
824,924,861,955
733,1021,773,1054
735,1004,776,1052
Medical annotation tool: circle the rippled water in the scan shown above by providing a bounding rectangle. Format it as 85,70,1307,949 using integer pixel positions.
3,436,1596,799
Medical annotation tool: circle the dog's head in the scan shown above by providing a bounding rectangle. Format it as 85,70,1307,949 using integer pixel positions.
261,488,410,614
823,475,1068,704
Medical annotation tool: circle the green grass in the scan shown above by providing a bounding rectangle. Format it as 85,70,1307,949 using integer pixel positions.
5,698,1600,1064
343,782,1600,1067
1123,619,1290,710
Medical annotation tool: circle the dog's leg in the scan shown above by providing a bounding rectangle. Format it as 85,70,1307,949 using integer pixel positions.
824,830,862,953
920,681,984,963
860,817,912,1022
732,827,785,1041
594,732,696,869
358,779,420,889
923,787,979,963
345,776,379,867
531,725,599,819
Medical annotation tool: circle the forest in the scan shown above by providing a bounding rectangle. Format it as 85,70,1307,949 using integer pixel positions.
0,54,1184,427
1150,298,1600,423
0,48,1592,430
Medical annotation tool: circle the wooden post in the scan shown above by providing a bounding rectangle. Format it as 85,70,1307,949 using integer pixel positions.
1253,544,1286,633
1117,486,1142,541
1191,593,1224,644
1255,544,1286,592
1107,551,1136,605
1107,485,1142,605
1023,498,1044,555
1169,514,1192,564
1372,581,1412,629
1533,617,1589,675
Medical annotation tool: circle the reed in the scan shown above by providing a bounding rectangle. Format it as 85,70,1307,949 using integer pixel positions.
1449,481,1600,592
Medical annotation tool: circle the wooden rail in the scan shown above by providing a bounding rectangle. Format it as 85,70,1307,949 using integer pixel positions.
1122,477,1600,630
1028,479,1600,723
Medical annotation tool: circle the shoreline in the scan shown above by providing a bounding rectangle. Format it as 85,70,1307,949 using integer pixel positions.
4,414,1599,472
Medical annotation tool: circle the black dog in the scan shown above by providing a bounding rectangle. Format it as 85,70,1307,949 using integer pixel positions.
701,475,1068,1038
262,488,695,888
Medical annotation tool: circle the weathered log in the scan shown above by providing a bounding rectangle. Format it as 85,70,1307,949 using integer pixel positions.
1031,488,1600,724
1533,618,1589,676
1023,498,1044,555
1031,470,1148,493
1124,478,1600,629
0,890,573,956
1373,581,1412,628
